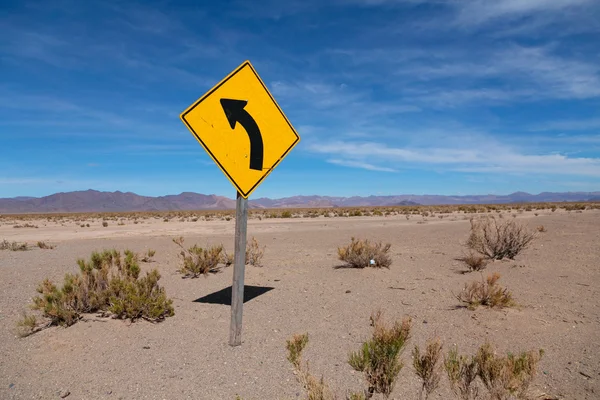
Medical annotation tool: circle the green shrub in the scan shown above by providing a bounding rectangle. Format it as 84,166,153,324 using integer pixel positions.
475,343,544,400
281,210,293,218
349,311,412,398
338,237,392,268
444,347,479,400
173,237,224,277
21,249,173,334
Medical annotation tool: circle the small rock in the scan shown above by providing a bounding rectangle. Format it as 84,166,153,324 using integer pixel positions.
60,390,70,398
345,290,351,293
8,383,15,389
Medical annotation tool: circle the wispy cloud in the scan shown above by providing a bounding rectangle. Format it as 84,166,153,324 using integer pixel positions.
531,118,600,131
327,158,397,172
308,139,600,176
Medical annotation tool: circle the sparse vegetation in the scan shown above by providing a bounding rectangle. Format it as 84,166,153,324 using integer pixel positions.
413,338,443,400
466,217,536,260
444,347,480,400
458,252,489,272
37,241,54,250
0,239,28,251
19,249,173,335
337,237,392,269
173,237,224,277
102,221,108,227
246,237,265,267
537,225,546,233
141,249,156,262
456,273,514,310
348,311,412,398
475,343,544,400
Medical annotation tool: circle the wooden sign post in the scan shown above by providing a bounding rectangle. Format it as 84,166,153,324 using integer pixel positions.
229,192,248,346
179,61,300,346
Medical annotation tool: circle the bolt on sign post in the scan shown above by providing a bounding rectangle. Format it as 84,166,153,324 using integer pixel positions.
179,61,300,346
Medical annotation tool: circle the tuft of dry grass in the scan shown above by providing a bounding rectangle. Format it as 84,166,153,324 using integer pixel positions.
173,237,224,278
141,249,156,262
246,237,265,267
456,273,514,310
338,237,392,269
20,249,173,334
285,333,337,400
536,225,546,233
457,252,489,272
349,311,412,398
413,338,443,400
466,217,536,260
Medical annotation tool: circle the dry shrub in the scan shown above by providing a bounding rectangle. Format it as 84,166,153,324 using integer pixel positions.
536,225,546,233
444,347,479,400
458,252,489,272
413,338,443,400
102,221,108,227
141,249,156,262
0,239,28,251
173,237,224,278
348,311,412,398
20,249,173,334
285,333,337,400
467,217,535,260
456,273,514,310
338,237,392,269
476,343,544,400
37,241,54,250
246,236,265,267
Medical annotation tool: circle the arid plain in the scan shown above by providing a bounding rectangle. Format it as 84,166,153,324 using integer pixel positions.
1,207,598,399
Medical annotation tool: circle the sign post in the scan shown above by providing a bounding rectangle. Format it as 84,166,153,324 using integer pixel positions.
180,60,300,346
230,192,247,346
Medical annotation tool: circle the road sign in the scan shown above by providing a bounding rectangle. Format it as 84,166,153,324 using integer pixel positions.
180,61,300,198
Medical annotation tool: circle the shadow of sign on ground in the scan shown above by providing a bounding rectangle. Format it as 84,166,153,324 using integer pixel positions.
193,285,275,305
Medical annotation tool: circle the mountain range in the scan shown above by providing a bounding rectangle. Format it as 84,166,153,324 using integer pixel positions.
0,190,598,214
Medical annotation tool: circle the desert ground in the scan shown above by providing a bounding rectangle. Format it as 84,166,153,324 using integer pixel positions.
0,208,598,399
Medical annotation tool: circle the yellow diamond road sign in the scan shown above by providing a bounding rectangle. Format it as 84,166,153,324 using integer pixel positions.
180,61,300,198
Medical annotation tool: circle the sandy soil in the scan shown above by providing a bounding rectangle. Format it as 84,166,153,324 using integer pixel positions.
0,210,598,399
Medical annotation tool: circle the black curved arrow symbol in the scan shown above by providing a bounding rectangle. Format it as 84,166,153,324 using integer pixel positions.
220,98,264,171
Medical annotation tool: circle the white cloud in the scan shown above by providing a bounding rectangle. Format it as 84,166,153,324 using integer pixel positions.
456,0,595,25
308,139,600,176
327,158,397,172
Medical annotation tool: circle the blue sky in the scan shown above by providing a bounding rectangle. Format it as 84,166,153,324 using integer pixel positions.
1,0,599,199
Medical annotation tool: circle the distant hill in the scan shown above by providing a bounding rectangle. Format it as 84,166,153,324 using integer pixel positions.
0,190,598,214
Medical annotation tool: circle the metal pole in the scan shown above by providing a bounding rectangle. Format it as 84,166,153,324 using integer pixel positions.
229,191,248,346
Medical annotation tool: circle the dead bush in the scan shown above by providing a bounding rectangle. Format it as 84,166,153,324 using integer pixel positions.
456,273,514,310
475,342,544,400
466,217,535,260
246,237,265,267
285,333,337,400
37,241,54,250
173,237,224,278
536,225,546,233
19,249,173,334
444,347,479,400
338,237,392,269
349,310,412,398
413,338,443,400
458,252,488,272
102,221,108,227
